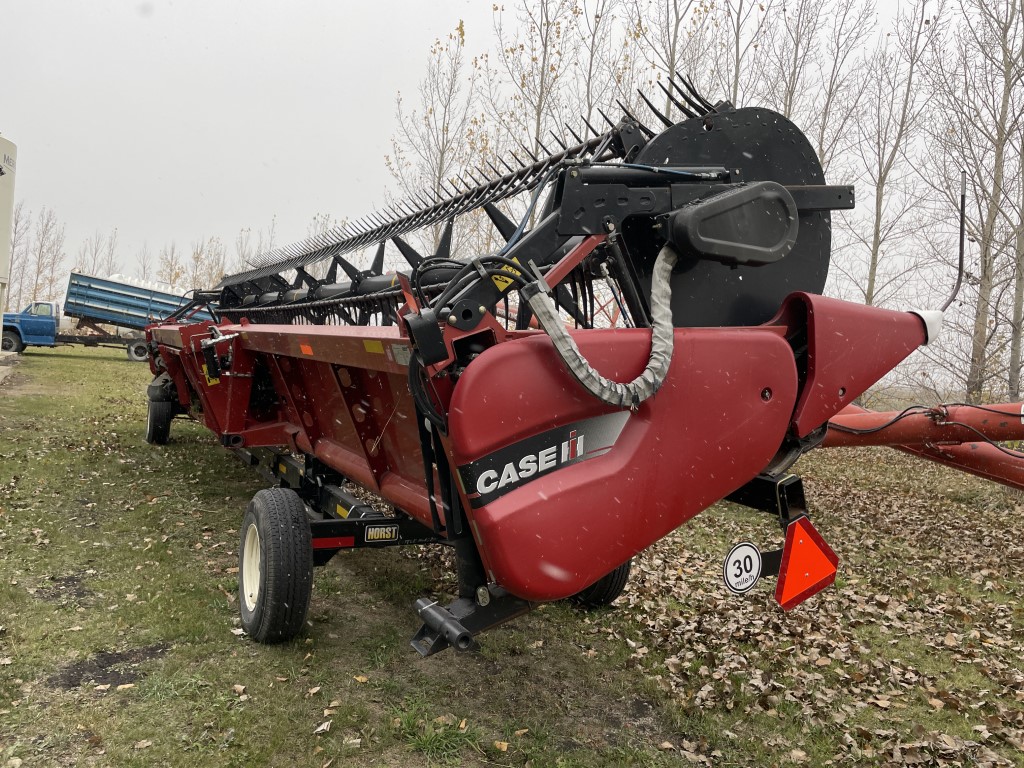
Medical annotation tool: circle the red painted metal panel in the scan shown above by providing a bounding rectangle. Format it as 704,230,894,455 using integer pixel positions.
773,294,926,437
448,328,799,601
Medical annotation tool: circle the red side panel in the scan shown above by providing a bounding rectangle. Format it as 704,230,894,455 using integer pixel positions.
776,294,927,437
448,328,799,601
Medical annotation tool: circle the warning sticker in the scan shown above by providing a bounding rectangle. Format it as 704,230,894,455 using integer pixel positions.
491,259,522,292
723,542,762,595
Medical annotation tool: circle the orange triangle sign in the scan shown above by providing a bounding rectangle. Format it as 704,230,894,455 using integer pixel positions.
774,516,839,611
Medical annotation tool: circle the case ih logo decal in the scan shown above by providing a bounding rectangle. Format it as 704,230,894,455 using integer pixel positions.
459,412,629,508
365,524,399,543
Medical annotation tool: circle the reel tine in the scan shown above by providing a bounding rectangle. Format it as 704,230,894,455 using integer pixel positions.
483,202,517,242
581,114,602,136
616,100,655,138
565,123,585,144
597,107,617,128
370,241,386,275
519,142,540,162
658,81,697,119
638,88,675,127
392,235,424,269
549,130,568,151
434,218,454,260
536,137,554,156
676,71,716,112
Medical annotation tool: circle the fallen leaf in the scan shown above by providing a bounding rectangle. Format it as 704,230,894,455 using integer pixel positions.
659,741,676,750
230,628,245,636
232,684,247,696
514,728,529,737
133,739,152,750
928,697,944,710
353,675,368,684
94,684,110,692
306,685,321,697
314,720,332,735
324,708,336,716
116,683,135,691
494,741,509,752
0,658,11,666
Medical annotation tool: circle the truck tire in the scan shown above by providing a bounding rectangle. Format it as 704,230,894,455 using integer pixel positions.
238,488,313,643
127,341,149,362
145,398,174,445
569,559,632,608
1,330,24,354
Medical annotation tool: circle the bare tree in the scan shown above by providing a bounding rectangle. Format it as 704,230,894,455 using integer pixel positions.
924,0,1024,401
753,0,875,174
837,1,940,308
77,230,105,275
157,241,183,290
101,227,119,276
487,0,578,155
25,207,66,302
6,200,29,311
628,0,713,118
1009,141,1024,398
713,0,779,107
136,242,153,281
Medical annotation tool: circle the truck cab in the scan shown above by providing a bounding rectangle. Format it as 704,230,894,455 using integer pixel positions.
2,301,59,352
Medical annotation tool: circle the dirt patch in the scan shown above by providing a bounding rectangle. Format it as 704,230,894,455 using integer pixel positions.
47,644,170,690
34,574,92,603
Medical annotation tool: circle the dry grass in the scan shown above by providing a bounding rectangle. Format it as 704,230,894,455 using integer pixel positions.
1,346,1023,766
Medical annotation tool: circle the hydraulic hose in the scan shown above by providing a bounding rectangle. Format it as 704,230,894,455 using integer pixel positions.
521,244,679,409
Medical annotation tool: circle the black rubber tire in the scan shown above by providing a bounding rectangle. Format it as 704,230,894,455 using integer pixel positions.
145,398,174,445
127,341,149,362
569,559,632,608
1,330,24,353
238,488,313,643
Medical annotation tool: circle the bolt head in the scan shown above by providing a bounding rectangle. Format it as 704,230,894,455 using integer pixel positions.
475,586,491,607
448,314,457,325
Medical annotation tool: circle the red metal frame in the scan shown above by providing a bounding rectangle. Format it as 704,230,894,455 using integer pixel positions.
826,403,1024,491
147,291,940,603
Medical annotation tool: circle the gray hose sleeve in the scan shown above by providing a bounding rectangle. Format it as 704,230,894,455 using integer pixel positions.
524,244,679,409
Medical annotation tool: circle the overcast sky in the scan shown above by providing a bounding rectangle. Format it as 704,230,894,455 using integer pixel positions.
2,0,495,275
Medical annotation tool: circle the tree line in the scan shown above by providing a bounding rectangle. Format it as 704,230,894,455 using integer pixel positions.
6,0,1023,404
387,0,1024,404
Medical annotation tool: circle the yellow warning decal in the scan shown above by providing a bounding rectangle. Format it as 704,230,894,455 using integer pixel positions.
363,340,385,354
278,462,287,476
201,364,220,386
336,502,350,519
491,258,522,292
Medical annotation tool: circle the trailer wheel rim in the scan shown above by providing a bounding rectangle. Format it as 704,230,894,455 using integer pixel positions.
242,523,261,612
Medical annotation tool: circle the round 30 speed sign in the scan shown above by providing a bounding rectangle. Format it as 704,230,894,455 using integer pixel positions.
723,542,762,594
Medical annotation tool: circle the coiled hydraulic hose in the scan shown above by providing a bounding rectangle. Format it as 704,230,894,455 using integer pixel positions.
521,244,679,409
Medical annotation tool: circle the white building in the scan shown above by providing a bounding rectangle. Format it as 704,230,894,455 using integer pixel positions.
0,135,16,313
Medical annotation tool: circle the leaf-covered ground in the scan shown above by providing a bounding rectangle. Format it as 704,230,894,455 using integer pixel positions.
1,347,1023,767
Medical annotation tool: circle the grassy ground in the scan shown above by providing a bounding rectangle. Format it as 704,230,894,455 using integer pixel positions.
1,346,1023,767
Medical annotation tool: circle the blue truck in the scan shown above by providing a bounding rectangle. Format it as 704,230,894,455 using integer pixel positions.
2,272,208,362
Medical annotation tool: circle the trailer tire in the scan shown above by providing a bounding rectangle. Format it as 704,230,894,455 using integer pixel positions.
127,341,149,362
569,559,632,608
145,398,174,445
1,330,24,354
238,488,313,644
